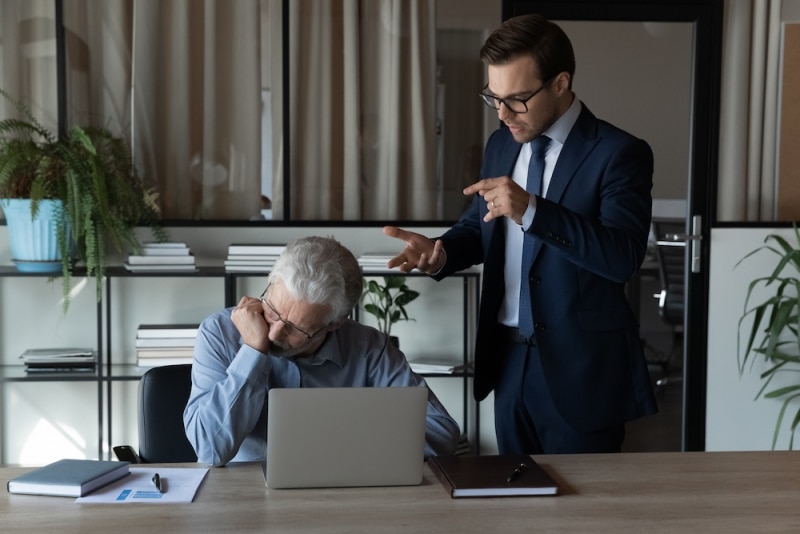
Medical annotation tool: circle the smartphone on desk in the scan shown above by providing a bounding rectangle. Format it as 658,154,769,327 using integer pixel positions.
113,445,142,464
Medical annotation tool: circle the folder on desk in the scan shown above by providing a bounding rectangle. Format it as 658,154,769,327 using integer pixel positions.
7,459,130,497
428,454,558,498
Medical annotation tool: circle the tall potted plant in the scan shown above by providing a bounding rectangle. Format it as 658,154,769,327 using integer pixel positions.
360,275,420,345
0,89,166,311
737,225,800,449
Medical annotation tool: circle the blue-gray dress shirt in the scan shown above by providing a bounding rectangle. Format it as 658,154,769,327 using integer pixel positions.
184,308,461,465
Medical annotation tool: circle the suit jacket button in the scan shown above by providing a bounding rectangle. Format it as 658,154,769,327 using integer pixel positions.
534,322,545,332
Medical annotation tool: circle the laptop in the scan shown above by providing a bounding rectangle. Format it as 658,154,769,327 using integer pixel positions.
264,386,428,489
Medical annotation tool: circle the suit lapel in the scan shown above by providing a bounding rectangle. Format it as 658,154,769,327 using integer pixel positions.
544,105,600,204
529,105,600,262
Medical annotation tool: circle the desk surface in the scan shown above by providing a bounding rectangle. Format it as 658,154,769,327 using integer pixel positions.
3,451,800,533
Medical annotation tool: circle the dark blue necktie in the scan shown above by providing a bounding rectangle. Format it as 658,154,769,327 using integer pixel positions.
518,136,550,338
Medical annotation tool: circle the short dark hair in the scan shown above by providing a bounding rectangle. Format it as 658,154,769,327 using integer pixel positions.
480,14,576,87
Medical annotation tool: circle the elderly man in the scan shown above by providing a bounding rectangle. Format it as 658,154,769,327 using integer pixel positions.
184,236,460,466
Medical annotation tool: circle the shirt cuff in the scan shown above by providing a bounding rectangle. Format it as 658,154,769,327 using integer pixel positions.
520,197,537,231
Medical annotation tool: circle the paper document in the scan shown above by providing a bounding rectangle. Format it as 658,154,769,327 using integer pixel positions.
75,467,208,504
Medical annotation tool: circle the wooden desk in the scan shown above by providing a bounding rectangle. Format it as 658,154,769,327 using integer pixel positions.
3,451,800,533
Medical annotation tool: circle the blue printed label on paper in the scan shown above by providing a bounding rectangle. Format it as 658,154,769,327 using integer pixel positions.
132,490,164,499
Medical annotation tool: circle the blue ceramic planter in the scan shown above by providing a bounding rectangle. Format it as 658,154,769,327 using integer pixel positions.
1,198,70,273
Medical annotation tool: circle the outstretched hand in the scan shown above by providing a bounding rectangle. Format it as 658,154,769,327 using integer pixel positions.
383,226,445,274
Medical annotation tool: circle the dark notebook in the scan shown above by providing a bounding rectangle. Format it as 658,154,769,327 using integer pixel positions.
428,454,558,498
7,459,130,497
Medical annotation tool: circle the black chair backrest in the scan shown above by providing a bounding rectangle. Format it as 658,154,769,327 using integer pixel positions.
138,364,198,463
652,219,686,326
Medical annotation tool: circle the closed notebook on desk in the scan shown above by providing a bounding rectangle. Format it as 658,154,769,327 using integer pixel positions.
7,459,130,497
265,387,428,489
428,454,558,498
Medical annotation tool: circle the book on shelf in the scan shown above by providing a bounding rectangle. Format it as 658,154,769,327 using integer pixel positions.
427,454,559,498
358,252,394,260
140,245,191,256
226,254,280,261
123,263,197,272
25,363,96,373
135,337,196,348
136,324,200,338
136,347,195,358
408,358,471,375
224,264,274,273
126,254,196,265
136,356,194,368
20,348,96,365
357,253,393,271
227,243,286,256
141,241,189,249
223,258,278,266
7,458,130,497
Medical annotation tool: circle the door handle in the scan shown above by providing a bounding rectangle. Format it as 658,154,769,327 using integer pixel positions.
663,232,701,242
655,216,702,273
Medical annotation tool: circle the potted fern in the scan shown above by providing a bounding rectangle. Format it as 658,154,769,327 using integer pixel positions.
737,224,800,449
360,275,420,345
0,89,166,311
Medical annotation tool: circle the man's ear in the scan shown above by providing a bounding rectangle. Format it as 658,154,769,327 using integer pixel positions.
553,71,571,94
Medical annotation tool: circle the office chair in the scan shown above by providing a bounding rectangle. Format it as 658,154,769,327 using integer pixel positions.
651,219,686,390
114,364,198,463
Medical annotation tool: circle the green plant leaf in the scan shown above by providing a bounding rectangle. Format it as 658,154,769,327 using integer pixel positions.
385,276,406,289
0,90,168,313
359,275,419,335
736,223,800,449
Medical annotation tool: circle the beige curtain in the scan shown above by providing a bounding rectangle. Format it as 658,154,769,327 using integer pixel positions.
288,0,437,220
63,0,133,137
132,0,262,220
717,0,782,221
64,0,262,220
0,0,60,132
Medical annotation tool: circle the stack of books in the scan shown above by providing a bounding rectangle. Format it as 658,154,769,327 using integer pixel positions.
224,243,286,272
21,347,96,373
357,252,393,272
124,242,197,272
135,323,199,368
408,357,471,375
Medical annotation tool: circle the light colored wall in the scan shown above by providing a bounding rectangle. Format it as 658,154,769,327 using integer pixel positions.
706,227,800,451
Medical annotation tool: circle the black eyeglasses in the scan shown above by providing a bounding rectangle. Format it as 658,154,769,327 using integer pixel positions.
259,284,330,341
478,77,554,114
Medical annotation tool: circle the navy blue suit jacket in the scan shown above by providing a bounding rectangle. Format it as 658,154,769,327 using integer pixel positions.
436,104,658,432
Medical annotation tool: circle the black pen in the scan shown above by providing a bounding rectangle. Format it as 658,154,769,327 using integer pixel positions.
152,472,164,493
506,462,527,483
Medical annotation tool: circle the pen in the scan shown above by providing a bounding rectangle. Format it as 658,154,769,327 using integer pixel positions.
506,462,527,483
152,472,164,493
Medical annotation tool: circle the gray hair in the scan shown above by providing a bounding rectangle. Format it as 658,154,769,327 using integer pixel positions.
267,236,363,321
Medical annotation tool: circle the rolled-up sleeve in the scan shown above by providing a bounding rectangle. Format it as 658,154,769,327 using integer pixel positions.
183,310,273,466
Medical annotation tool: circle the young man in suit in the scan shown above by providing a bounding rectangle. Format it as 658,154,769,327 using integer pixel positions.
384,14,658,454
